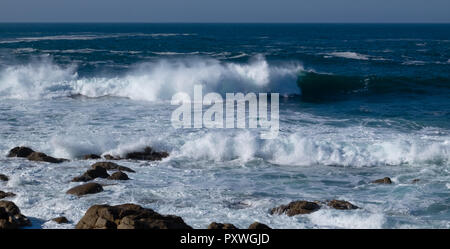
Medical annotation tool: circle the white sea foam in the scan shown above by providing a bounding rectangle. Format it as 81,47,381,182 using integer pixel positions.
0,55,302,101
0,33,195,44
308,209,385,229
175,131,450,167
328,52,370,60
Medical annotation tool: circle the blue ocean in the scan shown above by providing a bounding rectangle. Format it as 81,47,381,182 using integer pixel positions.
0,24,449,228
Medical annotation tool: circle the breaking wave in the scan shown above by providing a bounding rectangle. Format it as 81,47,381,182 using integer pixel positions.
0,55,302,101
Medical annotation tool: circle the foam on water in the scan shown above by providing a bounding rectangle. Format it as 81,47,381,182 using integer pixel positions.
0,55,302,101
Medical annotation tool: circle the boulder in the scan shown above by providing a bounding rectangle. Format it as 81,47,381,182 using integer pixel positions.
75,203,192,229
72,167,110,182
66,183,104,196
207,222,238,229
124,147,169,161
52,216,69,224
327,200,359,210
107,172,129,180
371,177,392,184
270,200,320,216
0,191,16,199
27,152,68,163
7,146,34,158
0,200,31,229
248,222,271,229
91,162,135,173
0,174,8,182
83,154,101,160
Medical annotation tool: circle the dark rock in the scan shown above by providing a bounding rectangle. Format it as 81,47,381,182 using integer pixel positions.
327,200,359,210
83,154,101,160
66,183,104,196
124,147,169,161
412,179,420,184
27,152,68,163
72,167,110,182
270,200,321,216
207,222,238,229
0,200,31,229
103,154,120,160
7,146,34,158
248,222,271,229
107,172,129,180
0,174,8,182
75,203,192,229
0,191,16,199
91,162,135,173
52,216,69,224
371,177,392,184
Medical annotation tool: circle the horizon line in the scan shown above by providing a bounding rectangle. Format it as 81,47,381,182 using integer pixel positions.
0,21,449,24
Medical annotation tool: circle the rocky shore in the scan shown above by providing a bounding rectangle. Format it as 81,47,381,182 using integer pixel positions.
1,146,401,229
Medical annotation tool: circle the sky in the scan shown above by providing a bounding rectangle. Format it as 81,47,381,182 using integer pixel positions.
1,0,449,23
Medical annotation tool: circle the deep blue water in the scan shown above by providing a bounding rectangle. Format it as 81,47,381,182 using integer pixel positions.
0,24,449,228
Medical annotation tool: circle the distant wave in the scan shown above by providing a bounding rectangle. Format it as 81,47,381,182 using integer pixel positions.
327,52,370,60
0,33,195,44
0,55,302,100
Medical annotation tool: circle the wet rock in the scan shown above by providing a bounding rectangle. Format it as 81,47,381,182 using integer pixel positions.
75,203,192,229
107,172,129,180
52,216,69,224
0,191,16,199
7,146,34,158
208,222,238,229
72,167,110,182
27,152,68,163
83,154,101,160
412,179,420,184
327,200,359,210
0,200,31,229
270,200,321,216
103,154,120,160
371,177,392,184
124,147,169,161
248,222,271,229
0,174,8,182
91,162,135,173
66,183,104,196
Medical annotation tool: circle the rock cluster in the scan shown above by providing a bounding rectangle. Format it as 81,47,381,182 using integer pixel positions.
75,203,192,229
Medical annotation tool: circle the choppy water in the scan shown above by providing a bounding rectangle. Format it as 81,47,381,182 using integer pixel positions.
0,24,449,229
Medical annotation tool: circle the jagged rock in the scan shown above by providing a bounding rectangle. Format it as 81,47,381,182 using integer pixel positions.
27,152,68,163
270,200,321,216
83,154,101,160
124,147,169,161
75,203,192,229
372,177,392,184
327,200,359,210
0,201,31,229
66,183,104,196
91,162,135,173
208,222,238,229
107,172,129,180
248,222,271,229
0,191,16,199
52,216,69,224
72,167,110,182
0,174,8,181
7,146,34,158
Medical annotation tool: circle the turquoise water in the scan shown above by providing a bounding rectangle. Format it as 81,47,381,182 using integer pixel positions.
0,24,449,228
